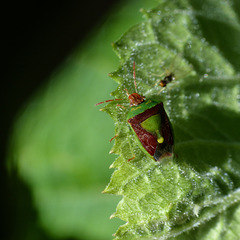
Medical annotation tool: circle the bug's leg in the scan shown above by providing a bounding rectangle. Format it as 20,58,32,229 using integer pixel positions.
109,134,118,142
128,156,135,162
157,87,166,94
151,72,166,86
116,104,126,109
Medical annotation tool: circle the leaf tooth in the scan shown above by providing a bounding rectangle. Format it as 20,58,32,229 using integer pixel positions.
109,149,115,155
109,163,114,169
110,212,117,219
109,156,122,168
102,186,111,194
103,183,122,195
110,161,118,169
111,41,118,51
109,70,119,79
108,72,114,77
109,156,124,168
111,42,122,59
139,8,149,18
109,141,120,155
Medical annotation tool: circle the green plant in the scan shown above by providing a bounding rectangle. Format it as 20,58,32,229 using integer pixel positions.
101,0,240,239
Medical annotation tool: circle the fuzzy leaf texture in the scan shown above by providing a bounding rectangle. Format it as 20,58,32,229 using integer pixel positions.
100,0,240,239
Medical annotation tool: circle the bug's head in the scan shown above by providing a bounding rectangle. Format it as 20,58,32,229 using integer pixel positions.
96,62,146,107
123,61,145,106
125,88,145,106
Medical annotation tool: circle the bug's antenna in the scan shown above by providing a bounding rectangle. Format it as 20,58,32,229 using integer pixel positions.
95,99,122,106
133,61,137,92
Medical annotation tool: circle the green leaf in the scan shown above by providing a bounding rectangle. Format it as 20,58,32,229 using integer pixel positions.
101,0,240,239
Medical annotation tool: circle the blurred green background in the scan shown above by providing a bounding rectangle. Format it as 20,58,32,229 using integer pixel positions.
6,0,158,239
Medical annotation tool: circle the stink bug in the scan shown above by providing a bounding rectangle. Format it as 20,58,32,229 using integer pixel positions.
96,62,174,161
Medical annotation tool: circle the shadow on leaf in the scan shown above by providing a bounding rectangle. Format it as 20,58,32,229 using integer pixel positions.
174,105,240,190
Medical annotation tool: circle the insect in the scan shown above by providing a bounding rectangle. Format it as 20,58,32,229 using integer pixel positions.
96,62,174,161
152,67,176,92
159,72,175,87
155,55,193,91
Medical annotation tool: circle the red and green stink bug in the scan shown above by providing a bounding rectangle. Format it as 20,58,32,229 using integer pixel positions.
97,62,174,161
126,92,174,161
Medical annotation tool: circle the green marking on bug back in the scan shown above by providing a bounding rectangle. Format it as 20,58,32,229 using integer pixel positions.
127,99,159,120
141,115,164,144
141,114,161,133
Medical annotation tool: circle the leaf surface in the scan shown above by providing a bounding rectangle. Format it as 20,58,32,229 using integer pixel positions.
101,0,240,239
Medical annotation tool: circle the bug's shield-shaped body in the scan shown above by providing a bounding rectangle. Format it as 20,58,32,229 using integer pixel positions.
127,100,173,161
